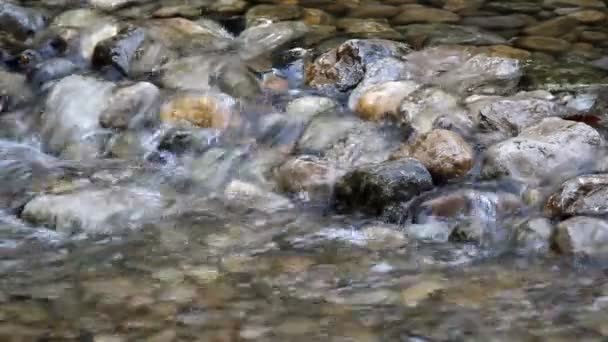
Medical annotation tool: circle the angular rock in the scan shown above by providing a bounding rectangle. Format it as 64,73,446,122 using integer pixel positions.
482,118,603,184
546,174,608,218
555,216,608,255
392,129,474,181
334,158,433,216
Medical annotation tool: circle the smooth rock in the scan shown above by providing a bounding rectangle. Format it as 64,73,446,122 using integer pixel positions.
0,2,46,39
514,36,571,53
245,5,303,27
276,155,339,202
397,23,507,47
392,7,461,24
159,92,238,130
461,14,535,29
99,82,160,129
568,9,607,23
236,21,309,62
355,81,421,121
555,216,608,255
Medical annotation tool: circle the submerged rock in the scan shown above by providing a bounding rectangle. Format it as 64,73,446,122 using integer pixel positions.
334,158,433,216
546,174,608,218
511,217,554,254
482,118,603,184
99,82,160,130
555,216,608,256
0,2,47,40
92,25,146,76
276,155,339,203
159,92,238,130
355,81,421,121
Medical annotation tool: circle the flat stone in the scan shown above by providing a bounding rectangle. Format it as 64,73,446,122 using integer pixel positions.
461,14,535,29
392,7,461,25
568,9,607,23
523,16,578,37
544,0,606,9
514,36,571,53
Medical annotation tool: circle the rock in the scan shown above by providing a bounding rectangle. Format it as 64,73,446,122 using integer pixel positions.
461,14,535,29
544,0,606,9
433,54,522,95
485,1,542,14
481,118,603,184
413,188,524,244
159,92,238,130
76,21,120,63
568,9,607,23
41,75,115,159
302,8,334,25
555,216,608,255
245,5,303,27
305,39,411,94
399,86,470,134
511,217,554,253
514,36,571,53
0,2,46,40
349,5,399,18
0,70,33,111
443,0,485,13
392,7,461,25
334,158,433,216
236,21,309,62
355,81,421,121
468,94,567,135
546,174,608,217
523,16,578,37
27,58,79,88
276,155,339,202
391,129,474,181
50,8,110,28
21,186,167,235
224,180,294,213
90,0,136,11
474,45,531,60
336,18,403,40
99,82,160,129
396,23,506,47
580,30,607,42
522,59,608,92
92,25,146,76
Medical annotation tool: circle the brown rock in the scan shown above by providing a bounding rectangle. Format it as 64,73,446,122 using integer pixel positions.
356,81,420,121
276,155,338,202
544,0,606,9
475,45,531,60
349,5,399,18
392,7,461,25
302,8,334,26
514,36,571,53
523,16,578,37
443,0,485,13
568,9,607,23
580,30,608,42
392,129,474,180
160,93,237,129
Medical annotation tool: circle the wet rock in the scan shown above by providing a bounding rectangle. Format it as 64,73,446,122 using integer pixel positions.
27,58,79,88
99,82,160,129
50,8,110,28
355,81,420,121
245,5,303,27
484,1,542,14
224,180,294,213
413,188,524,244
276,155,338,202
90,0,137,11
522,59,608,92
334,158,433,216
305,39,411,94
41,75,115,159
456,19,493,40
21,186,167,235
433,54,522,95
460,14,535,29
555,216,608,255
469,93,567,135
544,0,606,9
523,16,578,37
567,9,607,23
399,86,469,134
443,0,485,13
336,18,403,40
0,2,46,40
349,4,398,18
514,36,571,53
0,70,33,111
159,92,238,130
236,21,309,62
392,7,461,25
546,174,608,218
511,217,554,253
92,25,145,76
302,8,334,25
391,129,474,181
481,118,603,184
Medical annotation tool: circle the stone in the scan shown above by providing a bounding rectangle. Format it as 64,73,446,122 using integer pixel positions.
21,186,167,235
236,21,309,62
555,216,608,255
544,0,606,9
523,16,578,37
399,86,469,134
91,25,146,76
481,118,603,184
485,2,542,14
302,8,334,25
355,81,421,121
0,70,33,111
580,30,608,42
392,7,461,25
396,23,506,47
159,92,238,130
391,129,474,180
41,75,115,159
514,36,571,53
461,14,535,29
0,2,46,40
27,58,79,88
334,158,433,216
522,59,608,92
76,21,120,64
349,5,399,18
511,217,554,253
305,39,411,94
224,180,294,213
568,9,607,23
245,5,303,27
546,174,608,217
443,0,485,13
99,82,160,129
475,45,531,60
336,18,403,40
276,155,339,202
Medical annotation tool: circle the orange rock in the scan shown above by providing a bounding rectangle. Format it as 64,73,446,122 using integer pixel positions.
160,93,236,129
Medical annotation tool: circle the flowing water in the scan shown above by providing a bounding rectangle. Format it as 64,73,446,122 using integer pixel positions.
1,0,608,341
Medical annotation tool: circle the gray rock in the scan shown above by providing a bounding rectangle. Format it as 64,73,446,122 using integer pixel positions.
237,21,309,62
334,158,433,216
396,23,507,47
0,70,33,111
512,217,554,253
27,58,79,88
555,216,608,255
245,4,303,28
22,186,167,235
546,174,608,217
482,118,603,184
41,75,115,159
461,14,535,29
99,82,160,129
0,2,46,39
276,155,340,203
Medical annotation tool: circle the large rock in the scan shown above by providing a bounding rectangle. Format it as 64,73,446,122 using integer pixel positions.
523,16,578,37
555,216,608,256
159,92,238,130
0,2,47,39
355,81,421,121
305,39,411,94
482,118,603,184
276,155,339,203
236,21,309,62
511,217,554,254
391,129,474,181
99,82,160,129
334,158,433,216
21,186,167,235
546,174,608,218
41,75,115,159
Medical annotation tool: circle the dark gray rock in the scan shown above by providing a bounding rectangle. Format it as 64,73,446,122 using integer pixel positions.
334,158,433,216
